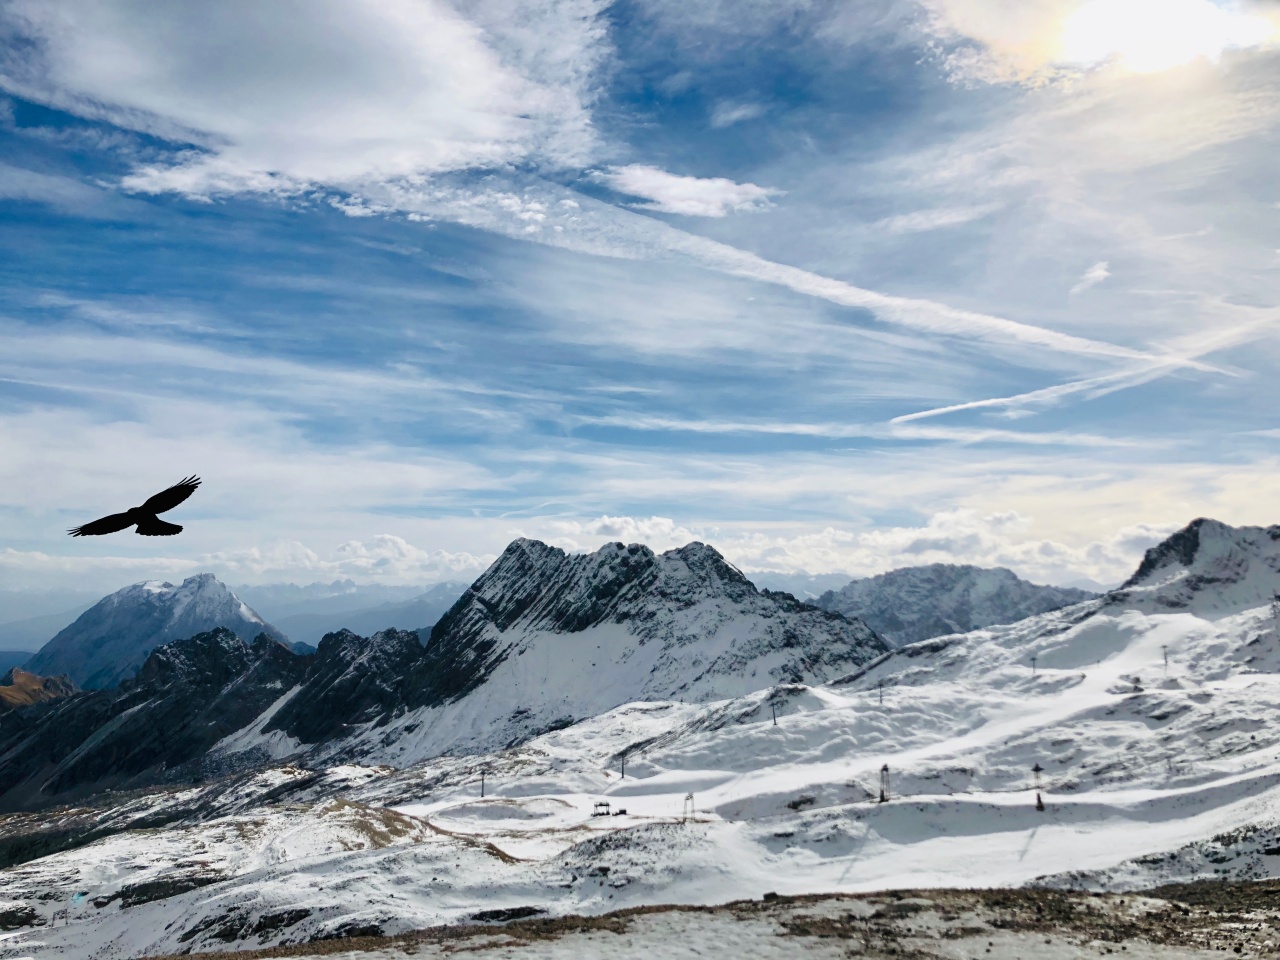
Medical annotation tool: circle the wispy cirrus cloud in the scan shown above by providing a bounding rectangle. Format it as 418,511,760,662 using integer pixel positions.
873,203,1002,234
709,101,767,128
1070,260,1111,294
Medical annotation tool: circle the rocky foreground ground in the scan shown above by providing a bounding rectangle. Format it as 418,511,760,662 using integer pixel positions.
142,882,1280,960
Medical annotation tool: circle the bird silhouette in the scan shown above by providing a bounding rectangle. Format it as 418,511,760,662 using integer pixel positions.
68,476,202,537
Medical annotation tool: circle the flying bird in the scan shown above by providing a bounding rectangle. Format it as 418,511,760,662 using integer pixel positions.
67,476,202,537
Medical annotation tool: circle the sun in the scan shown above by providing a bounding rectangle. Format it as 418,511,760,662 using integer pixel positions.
1060,0,1275,73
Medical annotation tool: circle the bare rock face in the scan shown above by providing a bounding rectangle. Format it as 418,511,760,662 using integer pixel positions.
0,668,76,713
815,564,1096,647
23,574,288,689
301,539,891,762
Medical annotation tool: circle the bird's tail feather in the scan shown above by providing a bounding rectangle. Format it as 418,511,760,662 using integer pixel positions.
135,515,183,537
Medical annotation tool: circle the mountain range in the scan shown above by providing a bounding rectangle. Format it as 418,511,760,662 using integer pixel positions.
4,517,1280,958
0,539,888,810
814,563,1096,646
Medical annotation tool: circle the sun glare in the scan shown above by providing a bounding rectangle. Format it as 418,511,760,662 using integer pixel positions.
1061,0,1275,72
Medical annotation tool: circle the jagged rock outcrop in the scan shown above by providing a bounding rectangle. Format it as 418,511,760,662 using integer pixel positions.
422,539,887,703
0,669,76,714
23,574,288,689
0,628,303,810
815,564,1095,646
266,628,425,744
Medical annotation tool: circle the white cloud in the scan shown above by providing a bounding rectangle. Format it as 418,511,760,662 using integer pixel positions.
0,160,120,214
1,0,610,197
370,175,1207,368
1060,0,1275,74
201,536,493,583
576,412,1148,448
1070,260,1111,294
599,164,783,217
873,203,1001,234
519,509,1177,587
709,101,767,128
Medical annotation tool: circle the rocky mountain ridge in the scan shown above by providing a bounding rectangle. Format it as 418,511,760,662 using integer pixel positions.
0,628,303,810
815,562,1096,646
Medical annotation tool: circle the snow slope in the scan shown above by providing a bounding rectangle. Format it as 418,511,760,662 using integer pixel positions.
6,519,1280,959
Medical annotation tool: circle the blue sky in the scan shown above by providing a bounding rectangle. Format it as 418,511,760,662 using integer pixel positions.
2,0,1279,593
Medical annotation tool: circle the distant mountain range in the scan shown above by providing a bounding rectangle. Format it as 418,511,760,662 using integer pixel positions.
813,563,1097,646
231,579,432,621
266,581,466,647
0,650,34,674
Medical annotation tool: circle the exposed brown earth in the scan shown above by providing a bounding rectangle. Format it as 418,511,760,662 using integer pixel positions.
0,667,75,713
145,881,1280,960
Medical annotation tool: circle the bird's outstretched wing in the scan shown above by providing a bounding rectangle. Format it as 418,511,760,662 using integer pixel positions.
141,475,201,514
135,515,183,537
68,512,136,537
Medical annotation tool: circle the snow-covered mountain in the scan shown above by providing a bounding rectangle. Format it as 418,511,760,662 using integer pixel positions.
22,574,288,689
814,563,1096,646
313,539,888,763
0,539,887,809
0,629,301,810
12,517,1280,957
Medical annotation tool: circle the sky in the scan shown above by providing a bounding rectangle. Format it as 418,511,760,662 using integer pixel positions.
2,0,1279,596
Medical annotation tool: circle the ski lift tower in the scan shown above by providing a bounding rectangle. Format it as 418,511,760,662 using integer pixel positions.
879,764,890,803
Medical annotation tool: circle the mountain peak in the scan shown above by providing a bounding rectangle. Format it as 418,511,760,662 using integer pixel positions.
1116,518,1280,615
24,574,288,689
397,536,888,758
